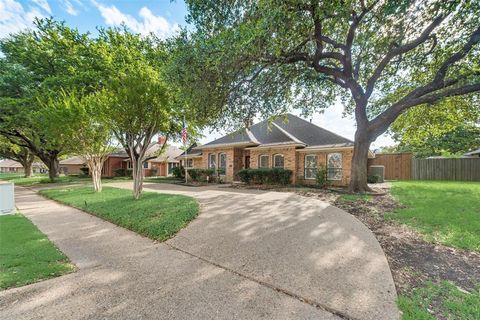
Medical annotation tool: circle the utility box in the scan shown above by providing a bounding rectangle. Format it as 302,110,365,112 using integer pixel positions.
0,182,15,215
368,165,385,183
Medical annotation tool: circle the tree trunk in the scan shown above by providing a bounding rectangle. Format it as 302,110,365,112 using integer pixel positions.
47,157,60,181
24,157,33,177
87,157,104,192
132,156,144,200
349,127,372,193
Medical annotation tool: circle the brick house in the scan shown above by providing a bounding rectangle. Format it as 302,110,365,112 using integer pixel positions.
177,114,372,186
60,137,182,177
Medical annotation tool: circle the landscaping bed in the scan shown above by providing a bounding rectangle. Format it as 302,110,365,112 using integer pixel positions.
0,213,75,289
40,186,199,241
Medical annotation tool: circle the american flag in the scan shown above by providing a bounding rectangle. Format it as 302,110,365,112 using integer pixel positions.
181,118,187,146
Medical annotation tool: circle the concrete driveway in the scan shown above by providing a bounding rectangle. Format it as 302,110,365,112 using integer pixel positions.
0,184,399,320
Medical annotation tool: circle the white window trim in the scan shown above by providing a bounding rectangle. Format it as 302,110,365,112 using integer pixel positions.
273,154,285,168
208,153,216,169
304,154,318,180
127,161,133,169
327,153,343,181
258,154,269,168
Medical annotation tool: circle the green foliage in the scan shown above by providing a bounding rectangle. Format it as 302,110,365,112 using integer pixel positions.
391,97,480,157
114,168,127,177
367,175,380,183
176,1,480,131
171,166,184,179
388,181,480,251
40,187,199,241
315,166,329,188
398,281,480,320
187,168,215,182
79,167,89,176
0,213,75,289
237,168,292,185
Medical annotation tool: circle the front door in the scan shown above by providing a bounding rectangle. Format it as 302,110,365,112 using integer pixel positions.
245,156,250,169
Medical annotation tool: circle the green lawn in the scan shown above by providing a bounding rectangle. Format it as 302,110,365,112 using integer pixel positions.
388,181,480,251
40,186,199,241
0,214,75,289
398,281,480,320
0,173,90,186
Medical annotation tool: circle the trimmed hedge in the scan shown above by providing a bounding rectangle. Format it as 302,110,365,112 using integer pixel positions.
237,168,292,185
187,168,215,182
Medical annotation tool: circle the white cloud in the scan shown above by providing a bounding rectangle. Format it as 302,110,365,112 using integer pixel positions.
32,0,51,14
61,0,78,16
92,1,179,38
0,0,47,38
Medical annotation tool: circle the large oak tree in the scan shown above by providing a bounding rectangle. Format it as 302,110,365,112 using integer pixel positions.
176,0,480,192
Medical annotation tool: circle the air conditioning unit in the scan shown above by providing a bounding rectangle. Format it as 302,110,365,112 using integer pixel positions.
0,182,15,215
368,165,385,183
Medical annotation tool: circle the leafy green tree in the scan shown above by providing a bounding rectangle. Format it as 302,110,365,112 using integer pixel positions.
39,90,115,192
92,29,182,199
0,19,99,180
391,96,480,156
0,137,35,177
176,0,480,192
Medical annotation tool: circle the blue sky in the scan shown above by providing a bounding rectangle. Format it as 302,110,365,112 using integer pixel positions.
1,0,394,148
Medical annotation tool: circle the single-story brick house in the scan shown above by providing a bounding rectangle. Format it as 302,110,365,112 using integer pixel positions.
177,114,373,186
60,137,182,177
0,159,47,173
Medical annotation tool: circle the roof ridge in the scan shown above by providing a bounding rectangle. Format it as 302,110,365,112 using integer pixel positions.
284,113,354,143
271,122,305,145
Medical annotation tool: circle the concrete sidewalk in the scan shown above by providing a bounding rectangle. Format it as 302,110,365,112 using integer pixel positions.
0,185,399,320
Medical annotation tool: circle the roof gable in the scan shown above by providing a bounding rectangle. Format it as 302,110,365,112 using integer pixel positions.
199,113,353,149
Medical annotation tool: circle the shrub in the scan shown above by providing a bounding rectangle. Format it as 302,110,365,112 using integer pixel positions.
367,175,380,183
187,168,215,182
315,166,330,188
115,168,127,177
79,167,89,176
171,166,184,178
237,168,292,185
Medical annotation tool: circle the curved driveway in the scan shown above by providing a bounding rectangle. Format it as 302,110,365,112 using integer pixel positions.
1,183,399,320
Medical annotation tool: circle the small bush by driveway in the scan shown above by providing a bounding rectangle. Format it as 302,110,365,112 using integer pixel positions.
40,186,199,241
0,213,75,289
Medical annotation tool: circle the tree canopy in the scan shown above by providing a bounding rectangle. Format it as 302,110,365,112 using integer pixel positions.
175,0,480,191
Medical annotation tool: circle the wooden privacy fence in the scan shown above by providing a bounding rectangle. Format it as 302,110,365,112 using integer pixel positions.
367,153,412,180
411,158,480,181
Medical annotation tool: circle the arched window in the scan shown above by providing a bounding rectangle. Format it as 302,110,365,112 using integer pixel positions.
273,154,284,168
258,155,269,168
327,153,342,180
304,155,318,179
218,153,227,175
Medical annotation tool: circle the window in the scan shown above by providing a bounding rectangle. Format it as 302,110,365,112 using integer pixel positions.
218,153,226,175
185,159,193,168
208,153,216,170
143,162,149,169
304,155,318,179
258,155,269,168
327,153,343,180
127,161,133,169
273,154,284,168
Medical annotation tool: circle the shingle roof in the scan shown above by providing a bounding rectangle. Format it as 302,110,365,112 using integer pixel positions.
60,156,85,165
197,113,353,149
0,159,23,168
177,143,203,158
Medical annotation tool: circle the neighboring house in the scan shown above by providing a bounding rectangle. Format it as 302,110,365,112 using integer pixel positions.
0,159,47,173
0,159,23,173
60,137,182,177
464,148,480,158
177,113,371,186
60,156,86,174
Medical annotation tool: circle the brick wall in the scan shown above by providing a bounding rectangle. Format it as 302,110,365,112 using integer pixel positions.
249,146,298,184
296,148,353,186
